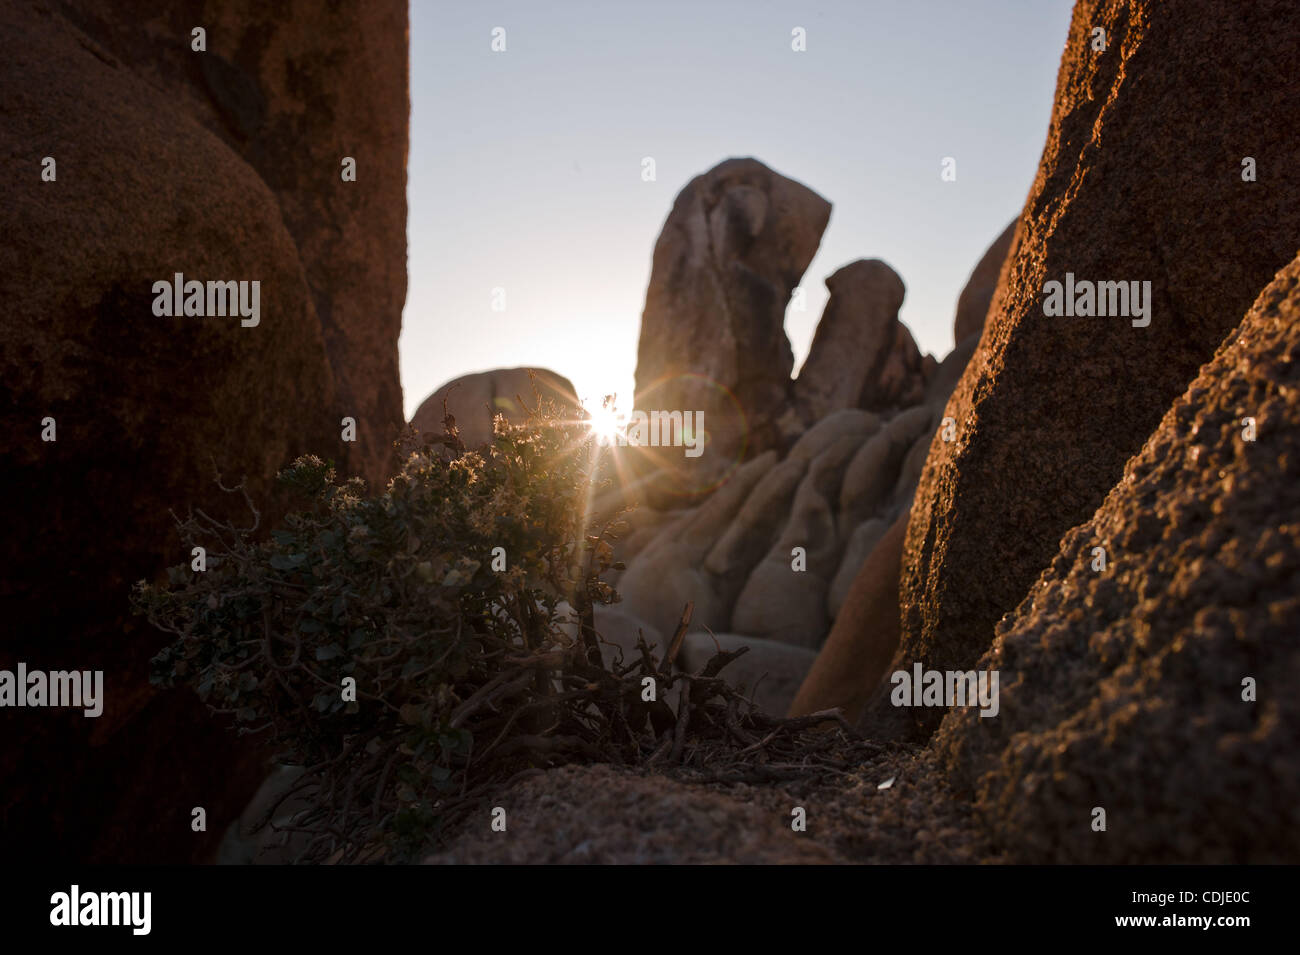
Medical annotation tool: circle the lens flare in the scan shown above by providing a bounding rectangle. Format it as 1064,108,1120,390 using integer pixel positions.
583,397,624,444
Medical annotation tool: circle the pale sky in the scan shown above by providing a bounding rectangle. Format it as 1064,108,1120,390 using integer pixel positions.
402,0,1074,419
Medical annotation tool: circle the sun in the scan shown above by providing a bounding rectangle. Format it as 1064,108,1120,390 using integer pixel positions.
584,396,624,444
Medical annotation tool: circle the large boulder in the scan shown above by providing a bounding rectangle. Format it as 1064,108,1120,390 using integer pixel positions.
702,459,806,596
0,0,408,862
787,513,908,722
827,517,887,619
935,254,1300,863
603,504,681,587
555,604,665,670
617,349,964,662
923,331,980,407
64,0,409,489
838,404,933,532
410,367,579,451
679,632,819,717
794,260,925,422
894,0,1300,738
730,426,868,647
689,413,881,636
952,221,1016,345
634,158,830,487
616,451,777,638
215,765,312,864
787,409,882,464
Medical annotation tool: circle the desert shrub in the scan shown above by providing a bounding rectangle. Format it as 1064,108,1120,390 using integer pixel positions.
135,394,857,863
136,397,627,857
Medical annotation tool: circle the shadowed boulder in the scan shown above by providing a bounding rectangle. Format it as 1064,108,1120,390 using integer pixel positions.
794,260,925,423
787,512,908,722
410,367,579,451
892,0,1300,739
935,253,1300,863
680,632,819,718
634,157,831,489
952,220,1016,345
616,451,778,639
0,0,404,862
65,0,409,488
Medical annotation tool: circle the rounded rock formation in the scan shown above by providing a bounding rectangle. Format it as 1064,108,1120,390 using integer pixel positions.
410,367,579,451
634,157,831,483
935,253,1300,863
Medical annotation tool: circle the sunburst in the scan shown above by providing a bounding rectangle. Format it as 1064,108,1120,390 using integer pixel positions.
584,396,624,444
